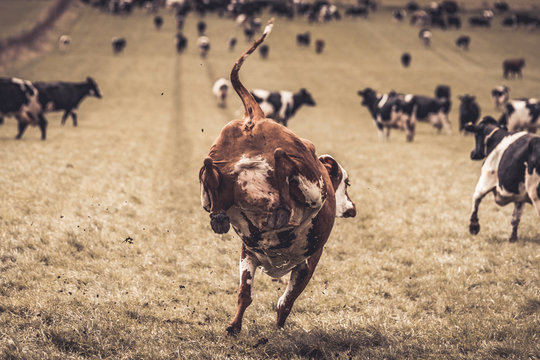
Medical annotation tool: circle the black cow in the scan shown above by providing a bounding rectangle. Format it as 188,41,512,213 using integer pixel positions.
458,94,480,132
393,9,405,22
228,36,237,52
176,32,188,53
435,85,451,114
494,1,510,12
465,116,540,242
197,20,206,36
34,77,102,127
243,27,255,42
401,52,411,68
400,94,452,135
0,77,47,140
468,16,491,27
111,37,126,54
345,6,368,17
315,39,325,54
296,32,311,46
455,35,470,50
447,15,462,29
153,15,163,30
259,44,269,59
357,88,414,142
250,88,316,127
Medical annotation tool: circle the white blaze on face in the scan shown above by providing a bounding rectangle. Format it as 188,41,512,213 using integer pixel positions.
293,175,324,208
335,165,355,217
232,155,278,205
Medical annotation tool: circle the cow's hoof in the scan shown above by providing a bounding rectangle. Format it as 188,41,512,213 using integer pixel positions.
469,222,480,235
210,212,230,234
226,324,241,336
509,235,518,243
273,206,291,229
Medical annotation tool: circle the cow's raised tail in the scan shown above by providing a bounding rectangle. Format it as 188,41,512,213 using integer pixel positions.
230,18,274,126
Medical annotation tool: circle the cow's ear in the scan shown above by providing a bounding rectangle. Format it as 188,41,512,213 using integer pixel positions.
464,122,477,133
482,116,498,126
319,155,339,178
458,95,463,100
471,96,476,101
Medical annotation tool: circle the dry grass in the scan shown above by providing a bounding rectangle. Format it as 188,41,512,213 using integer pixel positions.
0,4,539,360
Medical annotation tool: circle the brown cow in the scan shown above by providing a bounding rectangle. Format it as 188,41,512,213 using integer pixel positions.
503,58,525,79
199,19,356,335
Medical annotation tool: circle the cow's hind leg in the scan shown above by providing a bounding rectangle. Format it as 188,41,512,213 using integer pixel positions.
226,245,260,335
61,111,69,125
469,172,496,235
15,116,28,140
276,248,323,328
509,202,524,242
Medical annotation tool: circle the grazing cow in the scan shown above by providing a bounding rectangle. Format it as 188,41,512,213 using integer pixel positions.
400,94,452,135
419,28,432,47
498,98,540,133
0,77,46,140
58,35,71,52
503,58,525,79
153,15,163,30
494,1,510,12
212,78,231,108
197,20,206,36
250,88,316,127
296,32,311,46
357,88,414,142
458,94,481,132
34,77,102,127
175,32,188,53
199,19,356,335
111,37,126,54
228,36,237,52
401,52,411,68
447,15,461,29
502,16,516,27
315,39,325,54
464,116,540,242
468,16,491,27
197,36,210,58
455,35,470,50
491,85,510,111
259,44,269,59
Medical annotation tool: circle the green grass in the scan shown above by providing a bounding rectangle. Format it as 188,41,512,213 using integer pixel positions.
0,4,539,360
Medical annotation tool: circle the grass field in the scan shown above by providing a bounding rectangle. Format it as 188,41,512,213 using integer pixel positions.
0,2,539,359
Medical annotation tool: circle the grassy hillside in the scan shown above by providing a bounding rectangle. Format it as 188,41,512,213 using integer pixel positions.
0,0,55,39
0,4,539,359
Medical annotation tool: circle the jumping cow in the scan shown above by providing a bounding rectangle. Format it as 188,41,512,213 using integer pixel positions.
465,116,540,242
250,88,316,127
34,77,102,127
0,77,46,139
199,19,356,335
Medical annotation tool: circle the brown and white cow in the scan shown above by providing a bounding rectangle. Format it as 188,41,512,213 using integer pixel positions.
199,19,356,335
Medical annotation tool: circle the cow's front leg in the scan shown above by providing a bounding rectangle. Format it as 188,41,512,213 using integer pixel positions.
61,111,69,125
226,245,260,335
509,202,524,242
276,248,323,328
441,112,451,135
469,174,495,235
71,111,78,127
38,113,48,140
15,116,28,140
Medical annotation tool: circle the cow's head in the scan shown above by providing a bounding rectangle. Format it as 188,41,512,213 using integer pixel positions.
357,88,377,107
86,77,102,99
464,116,500,160
199,157,232,234
458,94,475,105
318,154,356,218
297,88,316,107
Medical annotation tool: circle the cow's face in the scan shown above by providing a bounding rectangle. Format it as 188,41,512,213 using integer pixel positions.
299,88,316,106
86,77,102,99
459,94,475,106
464,116,499,160
319,155,356,218
357,88,377,107
199,157,233,234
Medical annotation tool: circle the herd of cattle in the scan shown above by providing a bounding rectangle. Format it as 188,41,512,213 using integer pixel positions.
1,0,539,334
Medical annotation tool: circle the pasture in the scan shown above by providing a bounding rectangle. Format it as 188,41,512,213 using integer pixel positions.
1,1,539,359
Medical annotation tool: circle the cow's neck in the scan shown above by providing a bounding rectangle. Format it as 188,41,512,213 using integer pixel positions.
485,127,509,157
290,93,306,117
73,83,91,104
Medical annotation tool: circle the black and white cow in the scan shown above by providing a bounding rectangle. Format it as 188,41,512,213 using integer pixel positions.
197,36,210,58
212,78,231,108
498,98,540,133
465,116,540,242
250,88,316,127
458,94,480,133
419,28,432,47
357,88,414,142
176,32,188,53
0,77,47,140
34,77,102,127
491,85,510,111
111,37,126,54
400,93,452,135
455,35,470,50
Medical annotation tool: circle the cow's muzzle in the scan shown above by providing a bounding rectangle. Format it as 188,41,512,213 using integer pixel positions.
470,150,484,161
210,211,230,234
343,207,356,218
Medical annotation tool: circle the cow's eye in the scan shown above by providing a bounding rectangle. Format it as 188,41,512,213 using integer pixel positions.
345,179,351,187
